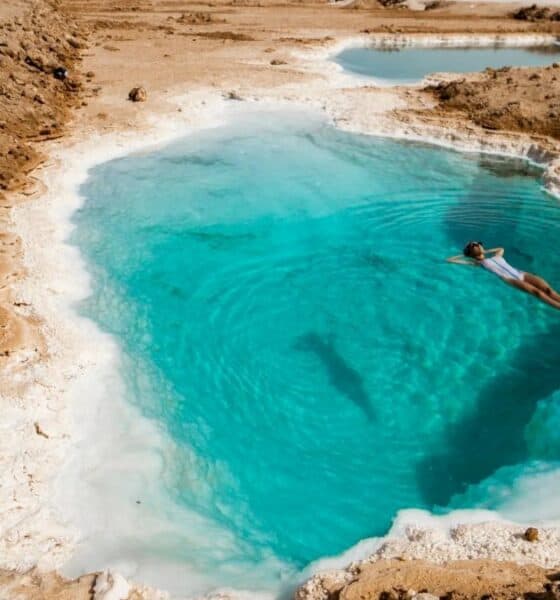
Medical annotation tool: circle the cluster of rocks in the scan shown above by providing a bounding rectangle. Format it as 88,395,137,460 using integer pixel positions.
377,0,408,7
513,4,560,21
176,11,222,25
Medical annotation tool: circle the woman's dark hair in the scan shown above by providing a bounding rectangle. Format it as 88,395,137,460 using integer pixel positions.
463,241,483,257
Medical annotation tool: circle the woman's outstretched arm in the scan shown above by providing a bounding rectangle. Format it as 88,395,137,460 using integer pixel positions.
446,255,478,266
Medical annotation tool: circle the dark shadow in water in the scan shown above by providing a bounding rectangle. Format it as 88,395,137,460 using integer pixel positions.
416,320,560,507
525,45,560,56
141,225,257,249
163,154,232,168
476,155,542,180
293,332,375,421
361,251,399,272
429,166,560,505
184,229,257,249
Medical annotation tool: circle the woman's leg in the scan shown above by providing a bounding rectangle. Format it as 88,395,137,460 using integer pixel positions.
523,272,560,303
507,278,560,310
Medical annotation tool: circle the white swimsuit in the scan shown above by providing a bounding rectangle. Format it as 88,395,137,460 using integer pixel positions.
481,256,524,281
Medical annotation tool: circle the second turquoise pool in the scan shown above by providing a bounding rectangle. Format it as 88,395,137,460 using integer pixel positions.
335,45,560,83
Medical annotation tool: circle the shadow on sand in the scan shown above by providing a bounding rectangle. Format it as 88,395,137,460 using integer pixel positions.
294,331,375,421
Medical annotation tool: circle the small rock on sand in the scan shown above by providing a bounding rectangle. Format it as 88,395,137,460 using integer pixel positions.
53,66,67,80
226,90,243,100
128,86,147,102
525,527,539,542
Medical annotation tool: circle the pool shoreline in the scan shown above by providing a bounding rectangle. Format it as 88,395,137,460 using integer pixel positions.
298,33,560,196
6,23,560,600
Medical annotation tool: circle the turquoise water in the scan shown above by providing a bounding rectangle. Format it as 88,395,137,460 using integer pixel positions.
335,45,560,83
74,111,560,594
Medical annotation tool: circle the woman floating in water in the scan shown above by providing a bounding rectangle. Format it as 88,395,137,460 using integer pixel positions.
447,241,560,310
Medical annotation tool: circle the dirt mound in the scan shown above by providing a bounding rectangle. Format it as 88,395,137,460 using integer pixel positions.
428,64,560,140
0,0,85,192
0,0,84,356
297,559,560,600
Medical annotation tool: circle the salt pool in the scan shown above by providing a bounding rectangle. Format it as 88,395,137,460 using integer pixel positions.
70,110,560,596
335,45,560,83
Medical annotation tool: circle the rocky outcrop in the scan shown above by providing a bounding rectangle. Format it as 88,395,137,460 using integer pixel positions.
296,558,560,600
428,64,560,141
0,0,85,359
297,523,560,600
0,568,167,600
0,1,85,191
513,5,560,22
